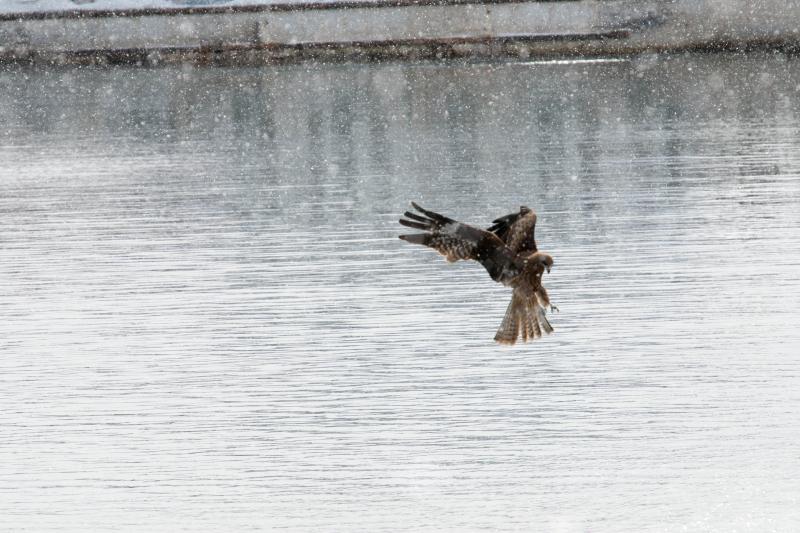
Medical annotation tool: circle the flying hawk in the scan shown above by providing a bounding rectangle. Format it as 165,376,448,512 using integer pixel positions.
399,202,555,344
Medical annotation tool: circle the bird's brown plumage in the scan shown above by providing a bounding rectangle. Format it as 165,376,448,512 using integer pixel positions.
399,202,555,344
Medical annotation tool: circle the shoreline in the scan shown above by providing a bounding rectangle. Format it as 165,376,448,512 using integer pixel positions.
1,0,799,65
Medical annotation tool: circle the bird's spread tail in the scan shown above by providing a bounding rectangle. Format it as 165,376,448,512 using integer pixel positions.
494,291,553,345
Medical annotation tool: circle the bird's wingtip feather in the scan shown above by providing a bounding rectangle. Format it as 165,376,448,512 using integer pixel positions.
399,234,426,245
399,219,429,230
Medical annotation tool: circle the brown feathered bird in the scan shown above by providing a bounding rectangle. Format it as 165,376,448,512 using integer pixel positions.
399,202,556,344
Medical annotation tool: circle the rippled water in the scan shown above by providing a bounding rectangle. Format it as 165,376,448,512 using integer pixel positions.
2,53,800,531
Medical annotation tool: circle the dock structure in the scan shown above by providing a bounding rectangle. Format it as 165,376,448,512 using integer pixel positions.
1,0,799,64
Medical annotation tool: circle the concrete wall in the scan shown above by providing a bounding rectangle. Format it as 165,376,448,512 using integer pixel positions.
1,0,799,64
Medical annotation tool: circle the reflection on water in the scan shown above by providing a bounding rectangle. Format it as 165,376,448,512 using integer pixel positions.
2,54,800,531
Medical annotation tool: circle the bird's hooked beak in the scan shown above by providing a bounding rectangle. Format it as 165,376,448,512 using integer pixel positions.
546,265,551,274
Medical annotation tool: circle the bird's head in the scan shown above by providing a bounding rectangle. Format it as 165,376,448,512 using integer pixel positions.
533,252,554,273
519,205,531,215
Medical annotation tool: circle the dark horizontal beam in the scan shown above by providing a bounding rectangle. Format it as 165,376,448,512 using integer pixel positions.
0,0,580,22
34,29,631,56
1,29,630,66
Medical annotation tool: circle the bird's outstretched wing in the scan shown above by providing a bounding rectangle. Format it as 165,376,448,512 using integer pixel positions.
399,202,520,284
487,207,537,254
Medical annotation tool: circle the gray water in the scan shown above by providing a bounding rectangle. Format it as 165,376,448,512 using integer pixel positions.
2,53,800,532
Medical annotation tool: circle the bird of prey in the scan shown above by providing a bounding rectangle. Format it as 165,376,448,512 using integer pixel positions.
399,202,555,345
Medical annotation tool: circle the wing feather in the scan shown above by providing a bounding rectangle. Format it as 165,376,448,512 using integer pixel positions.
487,207,538,254
399,203,521,283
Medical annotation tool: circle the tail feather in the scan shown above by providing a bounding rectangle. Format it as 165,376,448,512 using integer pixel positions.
521,312,531,342
494,297,521,345
527,305,542,339
520,309,530,343
494,291,553,345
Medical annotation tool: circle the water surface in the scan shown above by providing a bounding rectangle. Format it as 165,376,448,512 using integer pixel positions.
2,54,800,531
